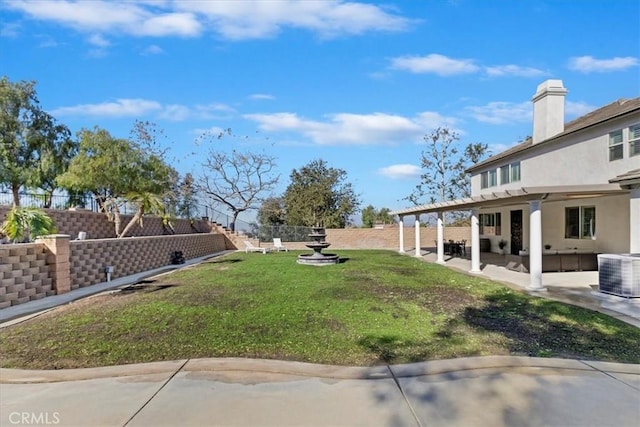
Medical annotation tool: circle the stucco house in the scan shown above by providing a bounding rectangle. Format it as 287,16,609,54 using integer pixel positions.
392,79,640,291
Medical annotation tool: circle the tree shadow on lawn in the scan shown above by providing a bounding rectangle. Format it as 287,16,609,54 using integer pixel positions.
118,279,178,295
356,288,640,365
461,290,640,363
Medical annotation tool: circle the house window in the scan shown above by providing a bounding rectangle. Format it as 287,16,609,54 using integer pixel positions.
479,212,501,235
629,124,640,157
499,162,521,185
500,165,510,185
510,162,521,182
480,168,498,189
609,130,623,161
565,206,596,239
488,169,497,187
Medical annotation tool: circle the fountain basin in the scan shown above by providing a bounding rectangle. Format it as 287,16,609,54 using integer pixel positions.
297,226,339,266
297,253,340,266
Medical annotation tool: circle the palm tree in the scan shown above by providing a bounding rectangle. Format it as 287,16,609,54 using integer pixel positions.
1,207,57,243
118,191,168,238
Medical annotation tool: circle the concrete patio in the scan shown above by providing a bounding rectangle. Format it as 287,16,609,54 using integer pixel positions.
415,248,640,327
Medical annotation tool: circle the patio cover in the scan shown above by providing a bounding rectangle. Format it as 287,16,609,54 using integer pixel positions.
390,184,626,217
389,183,629,291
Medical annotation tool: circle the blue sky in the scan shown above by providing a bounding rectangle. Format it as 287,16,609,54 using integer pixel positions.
1,0,639,223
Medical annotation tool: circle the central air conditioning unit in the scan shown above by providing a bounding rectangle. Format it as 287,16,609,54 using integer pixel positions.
598,254,640,298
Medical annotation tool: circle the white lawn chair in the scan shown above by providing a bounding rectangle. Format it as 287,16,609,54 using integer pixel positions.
244,240,268,254
272,238,289,252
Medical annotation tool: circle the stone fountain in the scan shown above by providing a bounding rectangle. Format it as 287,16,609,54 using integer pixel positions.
297,226,339,266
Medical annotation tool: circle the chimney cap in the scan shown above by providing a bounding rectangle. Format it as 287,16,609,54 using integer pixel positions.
532,79,567,102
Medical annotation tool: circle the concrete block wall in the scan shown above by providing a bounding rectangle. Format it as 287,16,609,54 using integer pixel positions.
263,226,472,250
69,234,227,289
0,206,213,240
0,244,54,308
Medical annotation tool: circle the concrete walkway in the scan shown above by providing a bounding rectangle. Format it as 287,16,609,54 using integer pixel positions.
0,251,237,325
1,249,640,426
2,356,639,427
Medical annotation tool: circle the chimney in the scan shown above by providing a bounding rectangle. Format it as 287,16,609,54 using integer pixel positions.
532,79,567,144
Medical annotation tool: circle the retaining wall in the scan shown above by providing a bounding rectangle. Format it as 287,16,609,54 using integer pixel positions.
0,243,54,308
0,206,212,240
0,233,227,308
69,234,227,289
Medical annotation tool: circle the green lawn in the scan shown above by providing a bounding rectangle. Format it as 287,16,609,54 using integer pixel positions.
1,250,639,369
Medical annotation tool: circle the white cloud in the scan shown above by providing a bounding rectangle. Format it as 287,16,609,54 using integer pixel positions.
244,111,460,146
157,104,191,121
51,98,236,121
177,0,412,40
52,98,163,117
565,101,597,118
141,44,165,55
465,101,531,124
414,112,462,133
37,35,59,48
134,12,201,37
484,64,546,77
1,22,21,38
5,0,410,41
567,55,639,73
249,93,276,100
389,54,479,76
465,99,598,127
88,33,110,47
378,164,422,180
193,103,236,119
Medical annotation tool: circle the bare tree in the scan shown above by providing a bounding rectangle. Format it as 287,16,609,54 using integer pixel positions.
197,136,279,231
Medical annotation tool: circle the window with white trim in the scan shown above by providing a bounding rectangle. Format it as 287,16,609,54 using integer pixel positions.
565,206,596,239
500,162,521,185
500,165,510,184
479,213,501,235
609,130,623,161
488,169,497,187
510,162,521,182
481,168,499,189
629,124,640,157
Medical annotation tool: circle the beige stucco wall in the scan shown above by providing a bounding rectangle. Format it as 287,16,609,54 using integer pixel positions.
477,193,630,254
471,113,640,194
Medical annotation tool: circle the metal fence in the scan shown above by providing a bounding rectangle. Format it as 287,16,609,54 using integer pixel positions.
253,225,312,243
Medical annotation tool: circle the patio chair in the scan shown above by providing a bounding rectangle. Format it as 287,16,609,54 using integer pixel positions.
243,240,268,254
272,238,289,252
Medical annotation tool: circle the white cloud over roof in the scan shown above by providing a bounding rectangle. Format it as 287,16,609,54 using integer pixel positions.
465,101,531,125
390,54,547,78
567,56,639,73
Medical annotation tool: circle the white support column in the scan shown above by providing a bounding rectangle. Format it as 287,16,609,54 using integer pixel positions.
527,200,546,291
415,215,422,257
436,212,445,264
398,216,405,253
470,209,481,273
630,188,640,253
